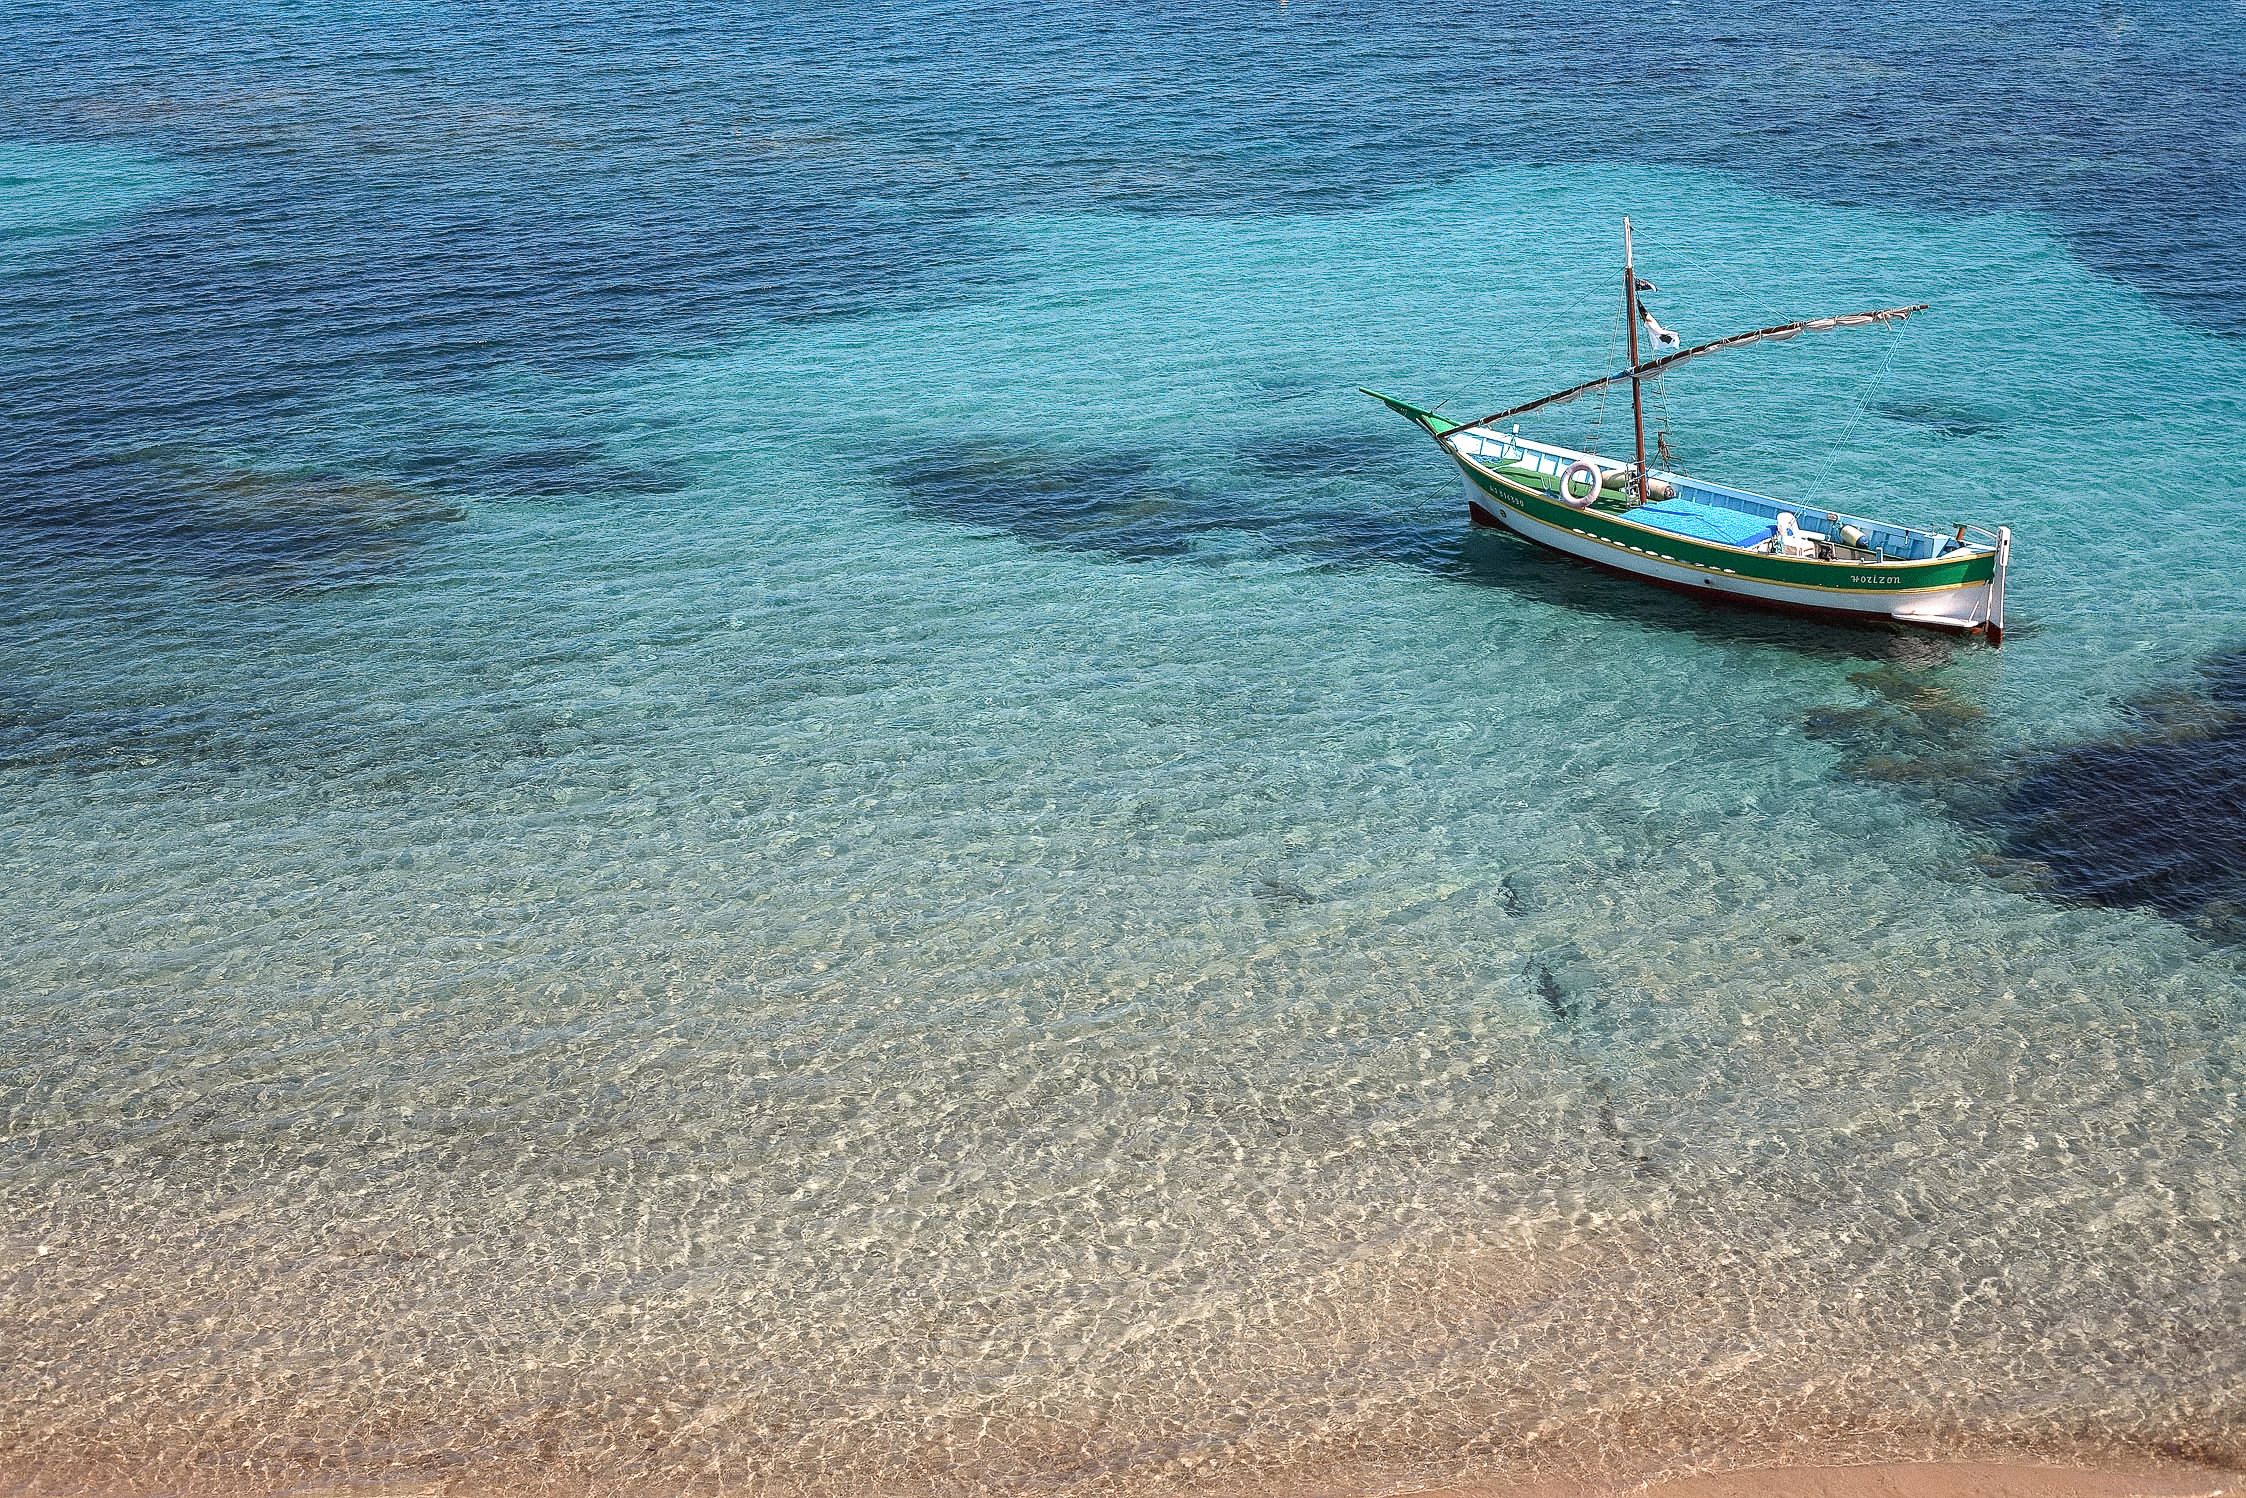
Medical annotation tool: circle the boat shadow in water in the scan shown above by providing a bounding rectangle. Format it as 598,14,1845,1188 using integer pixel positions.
1807,646,2246,947
1449,520,1973,664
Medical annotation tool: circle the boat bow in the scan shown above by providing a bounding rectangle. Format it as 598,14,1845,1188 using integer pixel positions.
1357,388,1465,439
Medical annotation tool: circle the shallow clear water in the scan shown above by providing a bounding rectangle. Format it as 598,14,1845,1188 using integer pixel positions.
3,5,2243,1495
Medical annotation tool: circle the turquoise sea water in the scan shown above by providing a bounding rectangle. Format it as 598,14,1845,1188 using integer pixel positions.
3,5,2243,1494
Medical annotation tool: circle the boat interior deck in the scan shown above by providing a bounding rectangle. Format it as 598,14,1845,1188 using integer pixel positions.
1624,496,1778,550
1449,426,1982,562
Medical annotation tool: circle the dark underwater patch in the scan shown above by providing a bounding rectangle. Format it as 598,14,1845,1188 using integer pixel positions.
1870,397,2006,439
1531,955,1583,1029
1249,876,1315,910
879,444,1206,562
14,450,466,592
405,442,695,501
0,693,243,776
9,434,691,590
1800,662,1993,794
1238,426,1422,482
1807,645,2246,944
1527,944,1656,1174
877,436,1450,571
1992,650,2246,941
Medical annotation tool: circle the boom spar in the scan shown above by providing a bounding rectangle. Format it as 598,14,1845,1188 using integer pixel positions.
1449,302,1929,439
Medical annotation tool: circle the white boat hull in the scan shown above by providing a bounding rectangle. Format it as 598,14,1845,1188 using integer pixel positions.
1461,472,2008,638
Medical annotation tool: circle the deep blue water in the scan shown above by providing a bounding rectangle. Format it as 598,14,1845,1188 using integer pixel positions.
3,4,2243,1494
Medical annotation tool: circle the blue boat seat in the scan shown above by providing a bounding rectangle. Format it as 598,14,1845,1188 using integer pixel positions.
1625,497,1778,551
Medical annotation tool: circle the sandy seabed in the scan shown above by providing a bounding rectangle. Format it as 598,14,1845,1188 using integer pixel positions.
1418,1461,2234,1498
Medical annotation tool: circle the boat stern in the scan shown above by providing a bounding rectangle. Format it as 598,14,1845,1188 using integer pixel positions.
1986,525,2011,645
1884,526,2009,643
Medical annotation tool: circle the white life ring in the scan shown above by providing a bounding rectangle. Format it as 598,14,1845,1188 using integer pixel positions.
1558,459,1603,510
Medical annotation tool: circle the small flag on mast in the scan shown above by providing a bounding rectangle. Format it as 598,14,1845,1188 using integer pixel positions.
1635,277,1682,351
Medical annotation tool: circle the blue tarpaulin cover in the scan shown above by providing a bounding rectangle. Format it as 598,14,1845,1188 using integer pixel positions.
1627,497,1777,550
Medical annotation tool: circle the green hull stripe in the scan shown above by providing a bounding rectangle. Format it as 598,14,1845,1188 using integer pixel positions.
1456,454,1996,594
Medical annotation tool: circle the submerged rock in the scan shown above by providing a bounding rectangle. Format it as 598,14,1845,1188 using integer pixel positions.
1248,876,1315,909
1994,649,2246,940
1803,668,1995,802
1525,945,1656,1174
1527,943,1601,1032
1967,850,2057,896
40,448,472,591
1813,643,2246,944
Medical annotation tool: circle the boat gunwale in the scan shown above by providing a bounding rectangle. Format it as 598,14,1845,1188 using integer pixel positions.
1443,437,1994,575
1455,426,1944,549
1449,452,1997,597
1466,491,1995,633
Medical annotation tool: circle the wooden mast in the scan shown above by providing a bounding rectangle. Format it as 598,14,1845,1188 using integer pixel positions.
1623,217,1648,506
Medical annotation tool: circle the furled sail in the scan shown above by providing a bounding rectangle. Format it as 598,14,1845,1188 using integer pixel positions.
1453,303,1929,436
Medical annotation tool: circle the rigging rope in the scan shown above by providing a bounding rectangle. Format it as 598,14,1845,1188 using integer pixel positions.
1799,324,1905,509
1584,302,1623,456
1650,373,1677,473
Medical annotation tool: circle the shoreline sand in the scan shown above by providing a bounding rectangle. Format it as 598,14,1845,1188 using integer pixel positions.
1408,1462,2237,1498
0,1451,2236,1496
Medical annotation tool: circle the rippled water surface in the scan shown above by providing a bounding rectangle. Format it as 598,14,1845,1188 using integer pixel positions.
3,4,2243,1495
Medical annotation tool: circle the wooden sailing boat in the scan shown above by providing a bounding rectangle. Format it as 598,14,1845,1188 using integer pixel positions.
1364,220,2010,643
